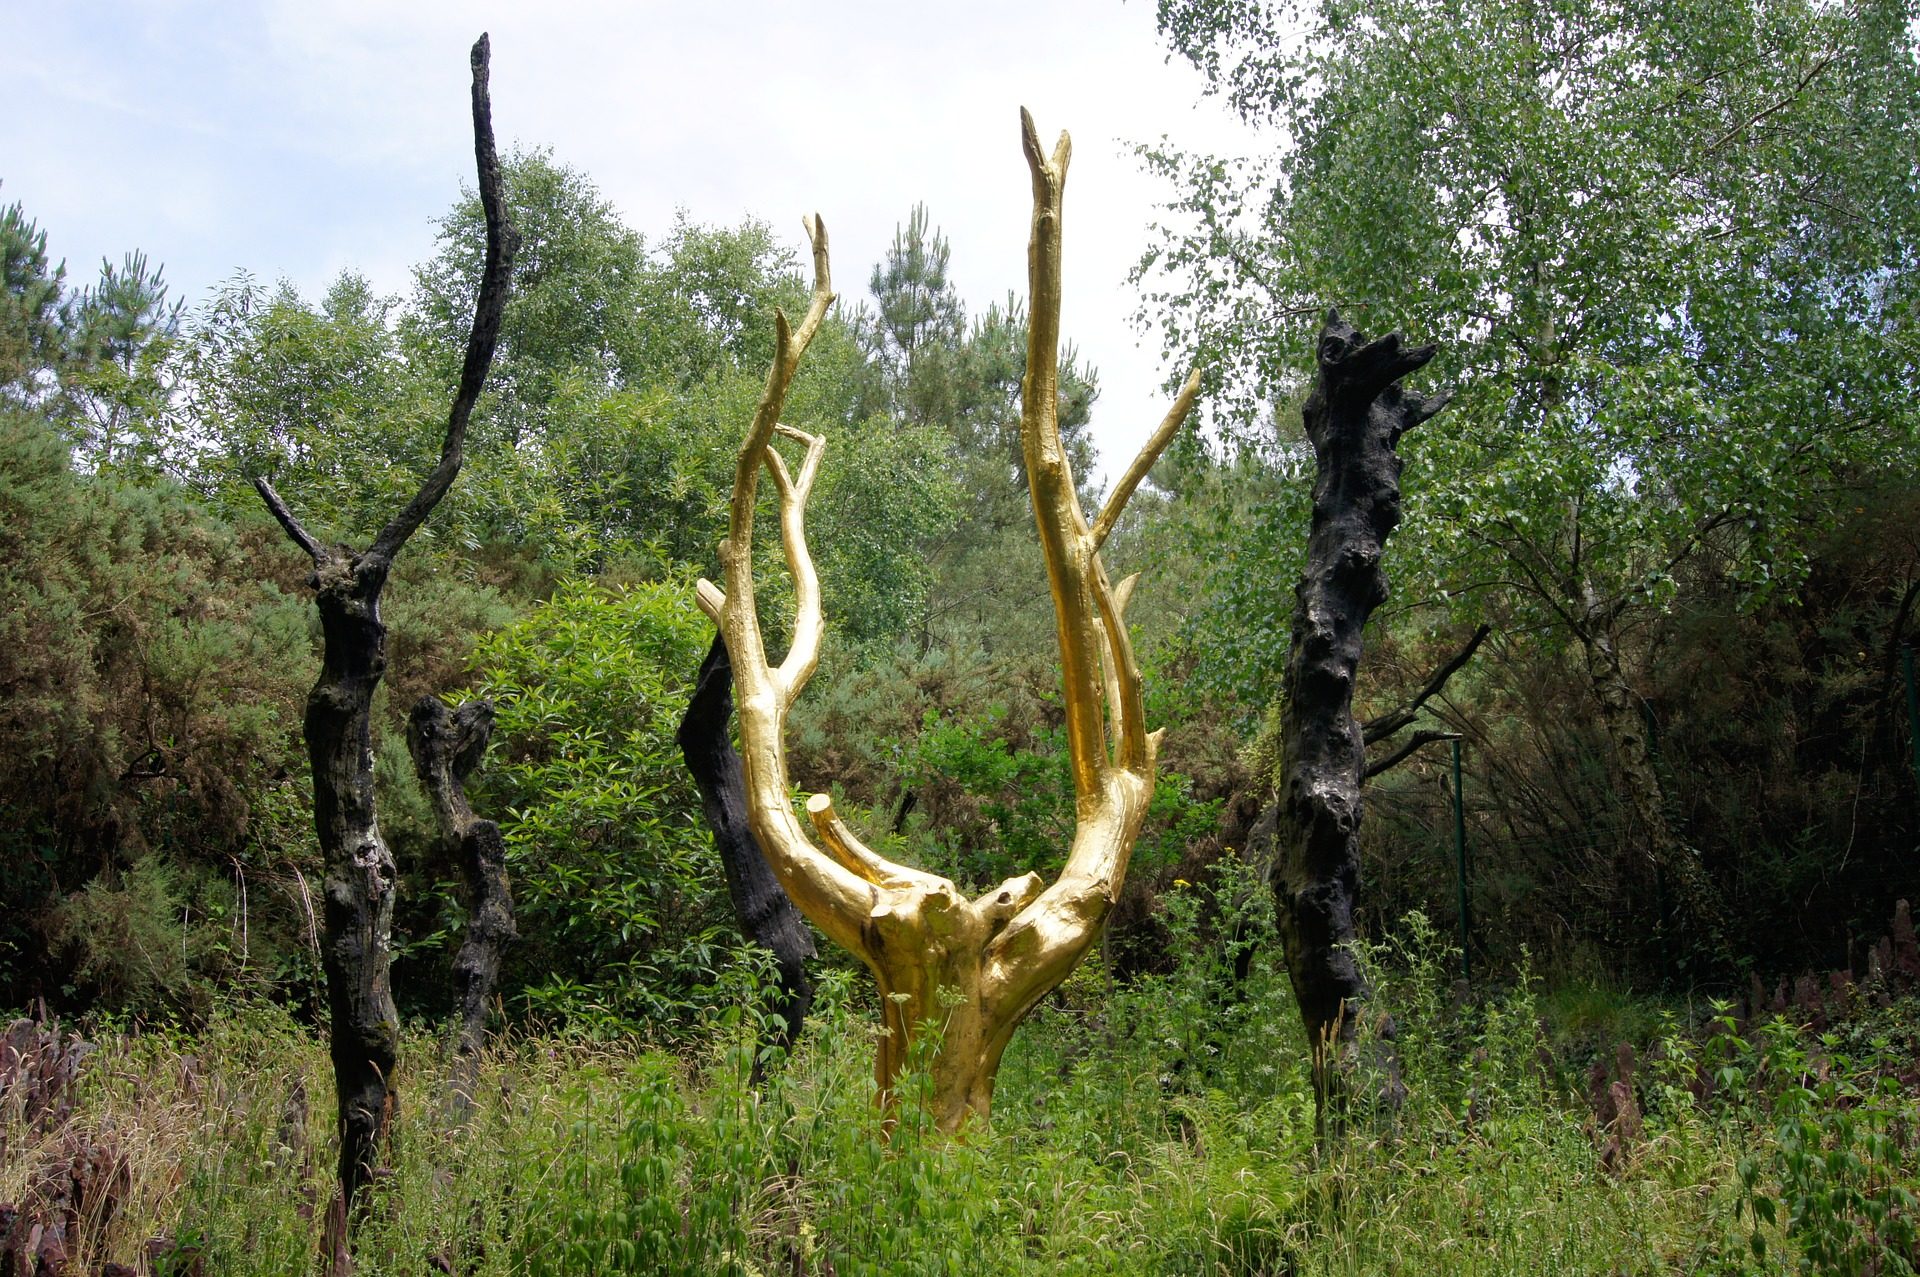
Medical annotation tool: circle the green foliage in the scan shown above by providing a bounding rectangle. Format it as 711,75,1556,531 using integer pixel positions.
409,149,806,416
1,190,182,468
0,192,68,397
470,578,726,1031
1147,0,1920,629
21,918,1881,1275
63,249,184,471
810,414,961,643
409,147,648,434
1744,1025,1918,1273
518,1051,766,1274
906,706,1076,884
1143,0,1920,976
852,203,1105,652
859,202,966,428
1137,446,1309,719
48,855,264,1022
883,696,1222,890
183,271,440,541
0,406,314,1008
1652,1007,1920,1274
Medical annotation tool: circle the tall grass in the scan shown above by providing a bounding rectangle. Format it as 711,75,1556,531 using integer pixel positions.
3,902,1913,1274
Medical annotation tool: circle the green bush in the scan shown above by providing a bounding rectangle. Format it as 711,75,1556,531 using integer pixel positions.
902,703,1223,890
470,577,730,1033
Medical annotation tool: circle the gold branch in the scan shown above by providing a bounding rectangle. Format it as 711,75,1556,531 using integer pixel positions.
1018,107,1106,803
1091,366,1202,552
806,794,944,893
721,215,835,684
984,109,1193,1021
764,425,827,706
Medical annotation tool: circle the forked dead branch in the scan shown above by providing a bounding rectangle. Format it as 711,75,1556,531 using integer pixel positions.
696,109,1201,1132
251,34,517,1258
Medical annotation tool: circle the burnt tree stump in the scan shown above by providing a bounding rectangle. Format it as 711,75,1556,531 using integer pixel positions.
253,34,516,1242
678,634,816,1067
407,696,514,1119
1273,309,1448,1138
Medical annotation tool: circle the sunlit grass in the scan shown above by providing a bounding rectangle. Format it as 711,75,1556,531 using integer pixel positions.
4,934,1912,1275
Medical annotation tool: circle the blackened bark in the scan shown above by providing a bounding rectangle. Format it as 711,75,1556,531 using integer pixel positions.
301,555,402,1220
407,696,514,1120
677,634,816,1062
1361,623,1490,745
1362,728,1462,780
253,35,516,1244
1273,310,1447,1138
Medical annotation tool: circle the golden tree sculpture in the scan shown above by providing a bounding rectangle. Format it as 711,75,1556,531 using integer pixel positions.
697,110,1200,1131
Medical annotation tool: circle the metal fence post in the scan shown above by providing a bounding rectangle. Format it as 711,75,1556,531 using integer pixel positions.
1452,737,1470,986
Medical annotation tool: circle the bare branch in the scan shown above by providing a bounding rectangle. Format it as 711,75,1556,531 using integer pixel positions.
253,476,325,562
1019,106,1108,799
1362,624,1491,744
1091,366,1202,551
718,216,835,685
985,107,1185,1022
701,214,898,967
369,35,519,565
1364,729,1462,780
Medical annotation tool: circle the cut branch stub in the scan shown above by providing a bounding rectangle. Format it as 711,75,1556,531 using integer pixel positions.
695,113,1198,1132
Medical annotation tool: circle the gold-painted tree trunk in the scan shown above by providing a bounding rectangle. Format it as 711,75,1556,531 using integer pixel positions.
695,111,1200,1132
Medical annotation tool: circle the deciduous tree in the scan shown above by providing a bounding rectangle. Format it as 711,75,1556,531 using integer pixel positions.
1146,0,1920,968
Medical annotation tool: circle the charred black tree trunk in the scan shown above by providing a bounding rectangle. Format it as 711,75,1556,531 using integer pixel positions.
407,696,514,1120
298,555,400,1228
254,34,515,1246
1272,311,1448,1139
677,634,816,1064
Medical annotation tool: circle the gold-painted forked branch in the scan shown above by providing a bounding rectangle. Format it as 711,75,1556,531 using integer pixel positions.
696,119,1200,1133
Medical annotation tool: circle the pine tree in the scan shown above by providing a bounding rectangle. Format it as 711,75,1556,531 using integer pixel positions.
0,195,67,399
865,203,965,427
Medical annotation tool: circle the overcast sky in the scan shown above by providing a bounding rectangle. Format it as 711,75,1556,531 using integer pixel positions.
3,0,1264,480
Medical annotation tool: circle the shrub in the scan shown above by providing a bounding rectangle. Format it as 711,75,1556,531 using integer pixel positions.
470,577,729,1033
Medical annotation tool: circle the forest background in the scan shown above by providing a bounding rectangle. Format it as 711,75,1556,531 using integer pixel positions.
2,0,1919,1272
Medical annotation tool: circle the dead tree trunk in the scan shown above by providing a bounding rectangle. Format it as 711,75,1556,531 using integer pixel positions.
677,634,816,1064
254,34,515,1241
407,696,514,1119
1273,310,1447,1139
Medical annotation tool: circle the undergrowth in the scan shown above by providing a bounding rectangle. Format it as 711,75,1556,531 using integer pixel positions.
3,887,1915,1274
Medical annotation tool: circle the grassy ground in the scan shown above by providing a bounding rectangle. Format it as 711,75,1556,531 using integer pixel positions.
3,917,1915,1275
